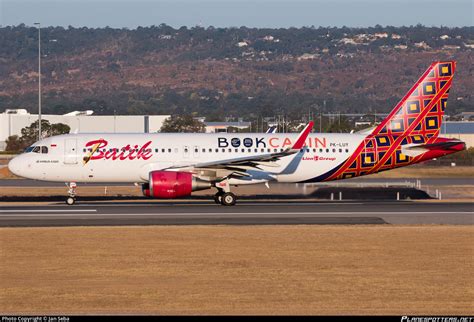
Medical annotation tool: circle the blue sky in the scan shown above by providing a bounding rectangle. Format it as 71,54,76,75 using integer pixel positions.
0,0,472,28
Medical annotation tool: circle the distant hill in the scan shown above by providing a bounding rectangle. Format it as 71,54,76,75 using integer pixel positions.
0,24,472,121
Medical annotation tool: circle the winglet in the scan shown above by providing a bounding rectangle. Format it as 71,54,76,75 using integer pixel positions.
291,121,314,150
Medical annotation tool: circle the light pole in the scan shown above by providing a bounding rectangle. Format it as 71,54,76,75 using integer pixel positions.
34,22,42,140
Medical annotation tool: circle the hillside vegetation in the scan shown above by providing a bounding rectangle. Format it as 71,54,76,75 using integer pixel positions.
0,25,472,120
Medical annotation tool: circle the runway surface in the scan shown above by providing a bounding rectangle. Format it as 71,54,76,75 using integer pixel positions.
0,201,472,227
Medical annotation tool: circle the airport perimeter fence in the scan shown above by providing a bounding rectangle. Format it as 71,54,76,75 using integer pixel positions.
418,158,474,166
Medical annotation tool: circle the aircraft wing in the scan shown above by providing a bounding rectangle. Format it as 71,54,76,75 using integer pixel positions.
168,122,313,178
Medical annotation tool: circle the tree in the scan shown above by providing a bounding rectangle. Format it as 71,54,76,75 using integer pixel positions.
159,115,206,133
5,135,22,152
325,115,352,133
19,120,71,149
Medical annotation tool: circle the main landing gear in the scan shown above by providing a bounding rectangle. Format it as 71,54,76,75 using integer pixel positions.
214,191,237,206
213,179,237,206
65,182,77,205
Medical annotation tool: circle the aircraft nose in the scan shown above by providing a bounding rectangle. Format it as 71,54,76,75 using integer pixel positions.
8,156,23,177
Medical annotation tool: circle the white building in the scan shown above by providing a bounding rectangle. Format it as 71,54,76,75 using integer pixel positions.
374,32,388,38
204,122,251,133
0,109,170,150
441,121,474,148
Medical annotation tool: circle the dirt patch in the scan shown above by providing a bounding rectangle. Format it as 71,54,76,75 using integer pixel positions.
0,166,19,179
1,225,472,315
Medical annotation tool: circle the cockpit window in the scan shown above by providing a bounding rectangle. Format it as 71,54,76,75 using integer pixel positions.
25,145,49,153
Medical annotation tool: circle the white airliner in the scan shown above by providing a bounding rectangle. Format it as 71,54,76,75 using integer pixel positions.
8,61,465,205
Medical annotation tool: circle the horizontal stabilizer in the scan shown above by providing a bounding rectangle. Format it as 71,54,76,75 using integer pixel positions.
401,139,466,157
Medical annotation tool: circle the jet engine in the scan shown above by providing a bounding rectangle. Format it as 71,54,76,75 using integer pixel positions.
142,171,211,198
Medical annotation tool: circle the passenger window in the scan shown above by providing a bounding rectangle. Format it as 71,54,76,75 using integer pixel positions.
248,149,251,153
332,149,336,152
319,149,323,153
168,148,171,153
326,149,329,153
41,146,48,154
235,149,239,153
241,149,245,153
228,148,232,152
261,149,265,153
345,149,349,153
209,148,212,152
202,148,206,153
222,149,225,152
339,149,342,153
161,148,165,153
215,148,219,152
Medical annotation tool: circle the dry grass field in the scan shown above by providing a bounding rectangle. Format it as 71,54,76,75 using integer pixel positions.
1,225,473,315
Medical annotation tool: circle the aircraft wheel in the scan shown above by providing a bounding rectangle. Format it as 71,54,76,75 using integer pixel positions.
220,192,236,206
66,197,76,205
214,193,223,204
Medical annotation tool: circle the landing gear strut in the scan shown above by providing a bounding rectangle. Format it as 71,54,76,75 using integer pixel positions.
214,179,237,206
66,182,77,205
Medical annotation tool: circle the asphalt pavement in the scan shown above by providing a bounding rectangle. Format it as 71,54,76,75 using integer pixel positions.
0,201,472,227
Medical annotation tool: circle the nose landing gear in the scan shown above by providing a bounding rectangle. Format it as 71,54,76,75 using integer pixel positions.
65,182,77,205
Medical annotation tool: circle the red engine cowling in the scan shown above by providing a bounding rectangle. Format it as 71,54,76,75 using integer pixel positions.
143,171,211,199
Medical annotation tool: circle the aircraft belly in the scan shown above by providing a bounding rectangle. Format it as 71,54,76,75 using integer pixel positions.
276,156,344,183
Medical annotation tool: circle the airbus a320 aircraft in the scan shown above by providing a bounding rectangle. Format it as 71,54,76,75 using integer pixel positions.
8,61,465,206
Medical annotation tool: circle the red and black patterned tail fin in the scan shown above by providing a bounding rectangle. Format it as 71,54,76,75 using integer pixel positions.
373,61,456,138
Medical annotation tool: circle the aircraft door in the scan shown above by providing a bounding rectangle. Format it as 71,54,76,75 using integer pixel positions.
64,139,78,164
362,137,378,165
